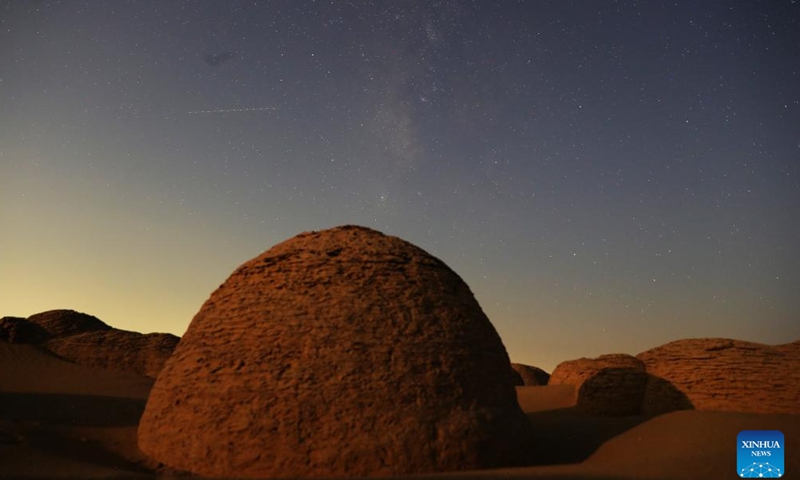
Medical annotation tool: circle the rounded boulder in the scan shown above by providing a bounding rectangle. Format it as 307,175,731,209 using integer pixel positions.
549,354,647,416
138,225,533,478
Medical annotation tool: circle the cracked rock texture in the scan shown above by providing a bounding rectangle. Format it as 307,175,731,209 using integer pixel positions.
548,354,648,416
138,225,533,478
510,363,550,386
637,338,800,414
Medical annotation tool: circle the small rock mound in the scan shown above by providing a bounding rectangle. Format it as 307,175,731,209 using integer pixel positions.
549,354,647,416
1,310,179,378
510,363,550,386
637,338,800,414
139,225,533,478
0,317,49,344
45,330,180,378
25,309,111,338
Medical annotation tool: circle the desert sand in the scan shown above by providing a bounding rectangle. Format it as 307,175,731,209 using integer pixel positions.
2,337,798,480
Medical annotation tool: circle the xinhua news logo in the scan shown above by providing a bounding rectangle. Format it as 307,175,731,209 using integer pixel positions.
738,430,784,478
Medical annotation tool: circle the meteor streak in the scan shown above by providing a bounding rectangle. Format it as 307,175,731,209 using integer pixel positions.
188,107,279,114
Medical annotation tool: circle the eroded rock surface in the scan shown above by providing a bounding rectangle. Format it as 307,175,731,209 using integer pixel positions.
549,354,647,416
45,330,179,378
25,309,111,338
637,338,800,414
1,310,178,378
138,225,533,478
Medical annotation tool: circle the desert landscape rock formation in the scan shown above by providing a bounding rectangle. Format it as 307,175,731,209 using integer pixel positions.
637,338,800,414
549,354,648,416
138,225,534,478
25,309,111,338
0,316,49,344
2,227,799,480
3,319,800,480
545,339,800,417
0,309,178,378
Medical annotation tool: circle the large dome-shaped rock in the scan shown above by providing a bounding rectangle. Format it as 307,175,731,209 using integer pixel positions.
45,330,180,378
548,354,647,416
637,338,800,414
25,309,111,338
138,225,533,478
510,363,550,386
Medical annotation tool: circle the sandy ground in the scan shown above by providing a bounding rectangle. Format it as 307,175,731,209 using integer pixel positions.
1,341,798,480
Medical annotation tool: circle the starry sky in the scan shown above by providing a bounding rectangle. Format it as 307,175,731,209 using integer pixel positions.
2,1,799,372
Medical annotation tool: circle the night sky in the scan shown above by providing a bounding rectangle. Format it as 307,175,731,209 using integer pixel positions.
2,1,798,372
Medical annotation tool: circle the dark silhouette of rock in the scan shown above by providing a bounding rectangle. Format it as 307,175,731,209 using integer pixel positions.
637,338,800,414
138,225,533,478
45,330,180,378
510,363,550,386
25,309,111,339
638,374,695,415
0,317,49,344
549,354,647,416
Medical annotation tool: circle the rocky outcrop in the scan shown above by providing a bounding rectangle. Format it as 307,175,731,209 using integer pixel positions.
25,309,111,338
510,363,550,386
548,354,647,416
529,338,797,416
0,310,178,379
637,338,800,414
138,225,533,478
0,316,49,344
45,330,180,378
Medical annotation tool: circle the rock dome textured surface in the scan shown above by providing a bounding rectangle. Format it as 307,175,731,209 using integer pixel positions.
138,225,533,478
637,338,800,414
548,354,647,416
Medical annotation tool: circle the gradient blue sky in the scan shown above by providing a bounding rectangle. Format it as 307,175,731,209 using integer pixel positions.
2,1,798,372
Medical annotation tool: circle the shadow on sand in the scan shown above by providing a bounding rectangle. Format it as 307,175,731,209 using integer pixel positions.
525,370,693,466
0,392,146,427
0,392,151,475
